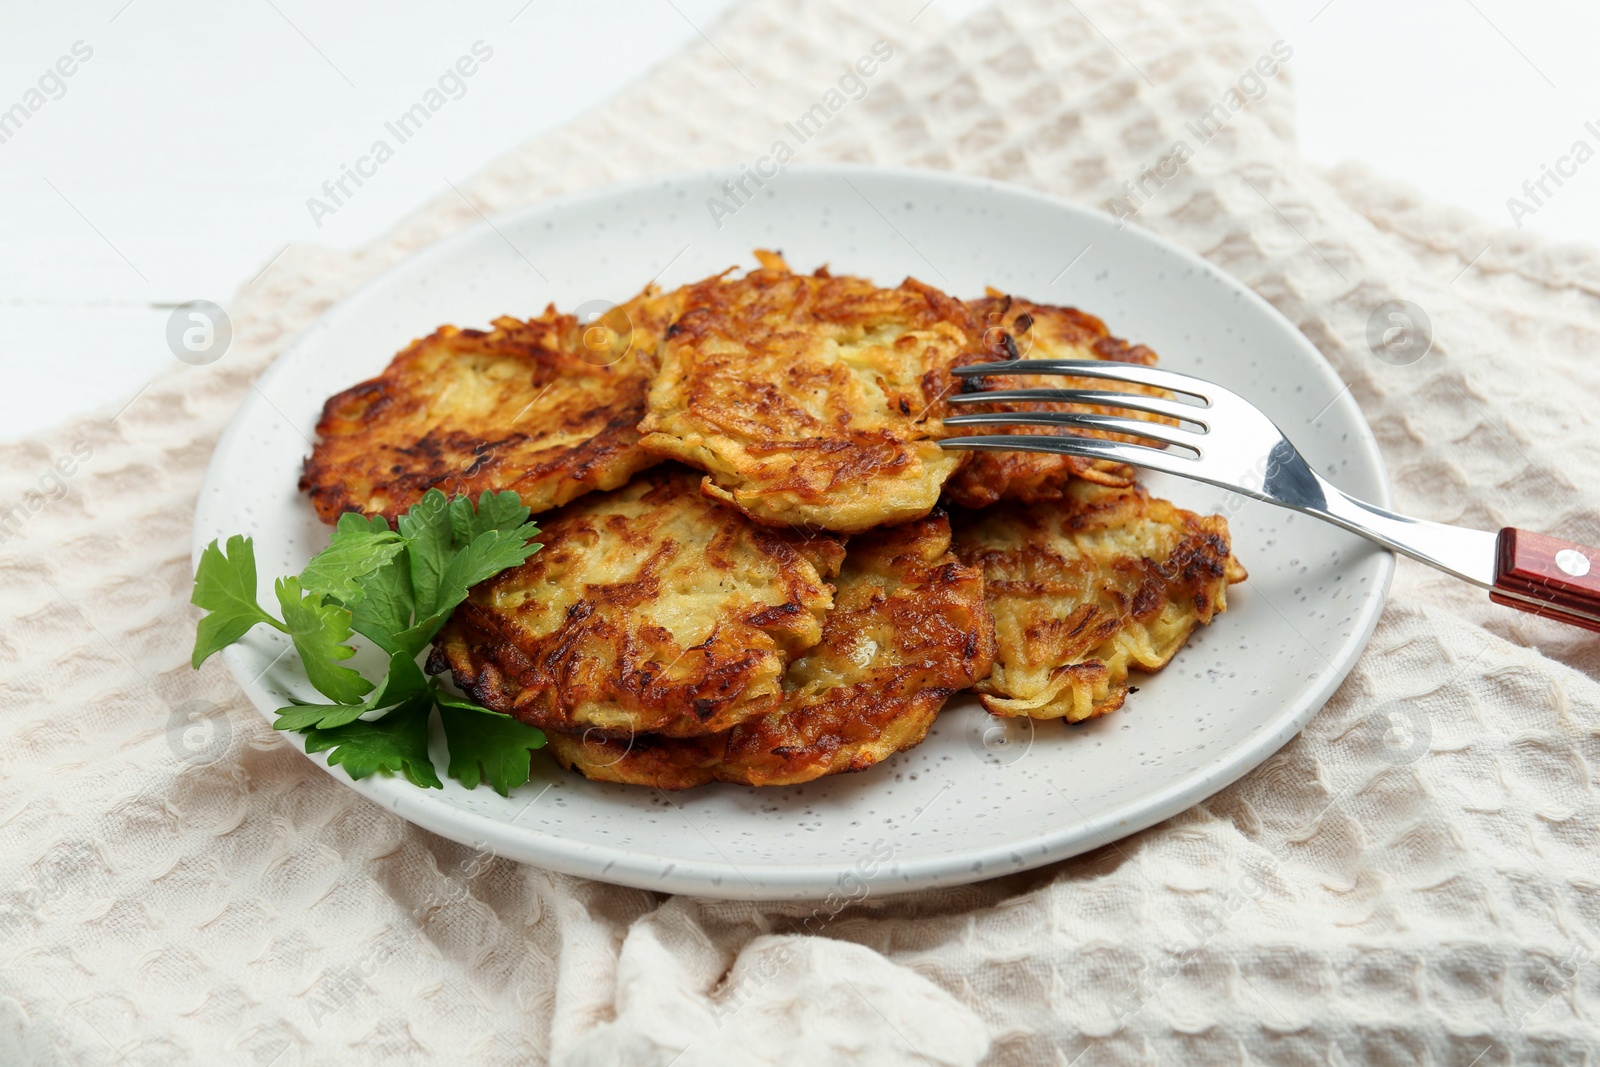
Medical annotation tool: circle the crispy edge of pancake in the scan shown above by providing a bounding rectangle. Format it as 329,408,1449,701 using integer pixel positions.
426,466,848,738
636,256,996,534
300,283,685,524
544,511,996,788
941,293,1177,509
953,479,1246,722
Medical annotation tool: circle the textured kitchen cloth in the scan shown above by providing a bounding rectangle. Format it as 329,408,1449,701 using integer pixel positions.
3,0,1600,1063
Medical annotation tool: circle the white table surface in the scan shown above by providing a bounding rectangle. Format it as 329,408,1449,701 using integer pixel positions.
4,0,1597,442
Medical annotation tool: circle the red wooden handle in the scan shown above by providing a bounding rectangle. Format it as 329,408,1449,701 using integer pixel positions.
1490,528,1600,633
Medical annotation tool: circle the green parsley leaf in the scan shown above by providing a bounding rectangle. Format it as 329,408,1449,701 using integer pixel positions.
396,488,456,621
450,525,545,593
349,554,417,656
404,528,544,648
433,689,498,714
275,576,374,705
439,702,546,796
399,489,540,636
334,511,396,539
299,513,404,605
272,649,428,731
303,693,441,789
191,535,287,669
450,490,534,545
195,490,546,795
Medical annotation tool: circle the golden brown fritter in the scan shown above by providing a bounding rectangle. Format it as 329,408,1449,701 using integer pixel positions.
942,294,1176,509
544,511,995,788
636,255,995,534
300,284,686,524
426,466,847,738
953,479,1246,722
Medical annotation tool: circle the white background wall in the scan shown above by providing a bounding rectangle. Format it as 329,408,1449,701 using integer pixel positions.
3,0,1596,440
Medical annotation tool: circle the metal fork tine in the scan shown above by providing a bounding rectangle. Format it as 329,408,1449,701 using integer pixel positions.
953,358,1212,401
945,360,1535,602
941,410,1203,450
939,433,1199,478
947,387,1204,425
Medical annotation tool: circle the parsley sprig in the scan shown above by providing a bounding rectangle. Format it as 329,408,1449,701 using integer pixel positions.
190,489,547,795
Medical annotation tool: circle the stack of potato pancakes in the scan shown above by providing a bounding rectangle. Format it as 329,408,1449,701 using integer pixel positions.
300,251,1245,789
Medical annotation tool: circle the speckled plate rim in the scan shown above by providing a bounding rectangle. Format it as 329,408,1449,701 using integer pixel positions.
197,163,1394,900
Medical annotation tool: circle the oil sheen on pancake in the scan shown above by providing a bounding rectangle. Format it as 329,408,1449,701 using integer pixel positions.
301,283,685,524
942,293,1176,509
637,252,994,534
953,479,1245,722
426,466,847,738
544,511,995,788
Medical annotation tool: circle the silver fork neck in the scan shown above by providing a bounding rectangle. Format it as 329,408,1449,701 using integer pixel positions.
1288,470,1497,589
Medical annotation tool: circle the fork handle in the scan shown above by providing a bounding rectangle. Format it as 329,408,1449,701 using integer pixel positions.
1491,529,1600,633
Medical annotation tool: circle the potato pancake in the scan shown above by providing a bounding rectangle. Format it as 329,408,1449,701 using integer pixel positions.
953,479,1245,722
427,467,847,738
637,255,995,534
300,283,685,524
942,294,1175,509
544,511,995,788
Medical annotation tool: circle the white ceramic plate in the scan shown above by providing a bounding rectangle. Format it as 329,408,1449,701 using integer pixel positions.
194,165,1393,900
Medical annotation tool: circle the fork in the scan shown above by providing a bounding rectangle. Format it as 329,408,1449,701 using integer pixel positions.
940,359,1600,633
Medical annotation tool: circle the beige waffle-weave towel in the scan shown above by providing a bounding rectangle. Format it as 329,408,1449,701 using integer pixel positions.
2,0,1599,1063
